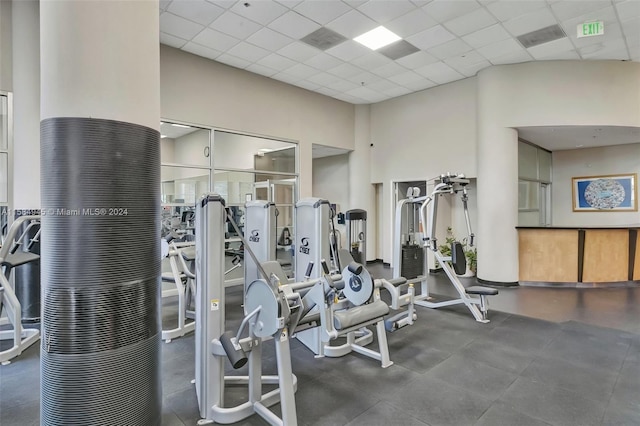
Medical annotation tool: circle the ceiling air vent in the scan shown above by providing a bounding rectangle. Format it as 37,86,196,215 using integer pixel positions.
301,27,348,51
517,24,567,49
378,40,420,60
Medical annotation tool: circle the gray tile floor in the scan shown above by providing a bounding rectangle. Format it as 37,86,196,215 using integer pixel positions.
1,266,639,426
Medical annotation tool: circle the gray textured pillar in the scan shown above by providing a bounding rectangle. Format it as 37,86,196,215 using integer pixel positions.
39,2,161,425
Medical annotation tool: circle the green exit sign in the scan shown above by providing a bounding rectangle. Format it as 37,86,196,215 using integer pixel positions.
577,21,604,38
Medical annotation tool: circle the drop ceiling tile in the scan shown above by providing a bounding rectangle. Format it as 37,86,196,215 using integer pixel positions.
245,63,279,77
230,0,289,25
422,0,481,23
328,63,364,78
444,8,497,37
357,1,417,23
351,52,392,70
382,85,412,98
502,8,557,36
159,0,170,11
443,50,488,68
192,28,240,51
209,11,262,39
485,0,547,22
371,61,409,77
489,49,533,65
462,23,512,48
414,61,464,84
304,52,345,70
346,71,380,85
581,39,629,59
366,78,400,92
551,1,614,22
276,1,304,9
411,0,433,6
167,0,225,26
477,38,525,60
272,72,303,84
160,32,188,49
277,41,320,62
395,51,439,69
294,80,322,92
227,41,271,62
527,37,577,59
293,1,352,25
427,39,473,60
268,10,322,39
387,70,425,86
385,8,439,38
346,86,384,100
246,27,294,51
215,53,252,69
617,0,640,20
256,53,298,71
284,63,321,79
160,12,205,40
182,41,222,60
407,25,457,50
208,1,235,10
402,78,438,92
306,72,342,86
344,1,368,9
325,9,379,39
325,79,361,92
622,18,640,42
325,40,371,61
446,58,491,77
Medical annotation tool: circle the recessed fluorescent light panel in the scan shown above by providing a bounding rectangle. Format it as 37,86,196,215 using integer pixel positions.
354,26,401,50
171,123,191,128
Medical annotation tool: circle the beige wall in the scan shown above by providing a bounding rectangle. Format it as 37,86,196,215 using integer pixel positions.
0,0,12,90
312,153,350,247
160,45,355,198
553,144,640,226
369,77,477,264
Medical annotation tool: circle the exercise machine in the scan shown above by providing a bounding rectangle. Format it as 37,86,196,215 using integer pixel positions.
244,200,277,287
195,194,297,425
293,198,392,367
345,209,367,264
160,239,196,343
389,173,497,324
0,215,41,364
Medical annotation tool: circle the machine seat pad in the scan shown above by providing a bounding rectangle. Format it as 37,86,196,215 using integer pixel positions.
466,286,498,296
334,300,389,330
181,247,196,262
2,252,40,269
386,277,407,287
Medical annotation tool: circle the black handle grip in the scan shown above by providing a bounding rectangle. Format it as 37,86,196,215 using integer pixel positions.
305,262,314,277
321,259,330,274
220,331,248,369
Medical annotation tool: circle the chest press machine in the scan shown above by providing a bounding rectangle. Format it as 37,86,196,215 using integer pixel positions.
385,173,498,327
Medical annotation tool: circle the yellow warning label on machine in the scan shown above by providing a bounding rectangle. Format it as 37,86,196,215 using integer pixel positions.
210,299,219,311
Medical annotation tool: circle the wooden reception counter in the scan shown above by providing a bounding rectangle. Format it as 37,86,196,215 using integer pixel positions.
517,226,640,285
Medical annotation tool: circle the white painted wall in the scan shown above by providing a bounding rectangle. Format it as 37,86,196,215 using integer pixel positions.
369,77,477,264
173,128,209,167
0,0,12,90
552,144,640,226
160,45,355,198
160,137,175,164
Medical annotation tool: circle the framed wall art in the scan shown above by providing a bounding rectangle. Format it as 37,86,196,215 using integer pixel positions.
572,173,637,212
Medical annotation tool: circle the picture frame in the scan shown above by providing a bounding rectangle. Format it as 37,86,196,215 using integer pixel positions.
572,173,637,212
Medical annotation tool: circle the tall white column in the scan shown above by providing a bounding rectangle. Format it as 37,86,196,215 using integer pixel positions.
476,69,519,285
12,0,40,210
350,104,375,261
39,2,161,425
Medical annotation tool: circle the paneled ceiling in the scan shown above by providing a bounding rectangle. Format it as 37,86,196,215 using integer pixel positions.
160,0,640,105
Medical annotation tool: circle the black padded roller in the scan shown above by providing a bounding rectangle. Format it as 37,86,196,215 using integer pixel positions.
220,330,248,369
